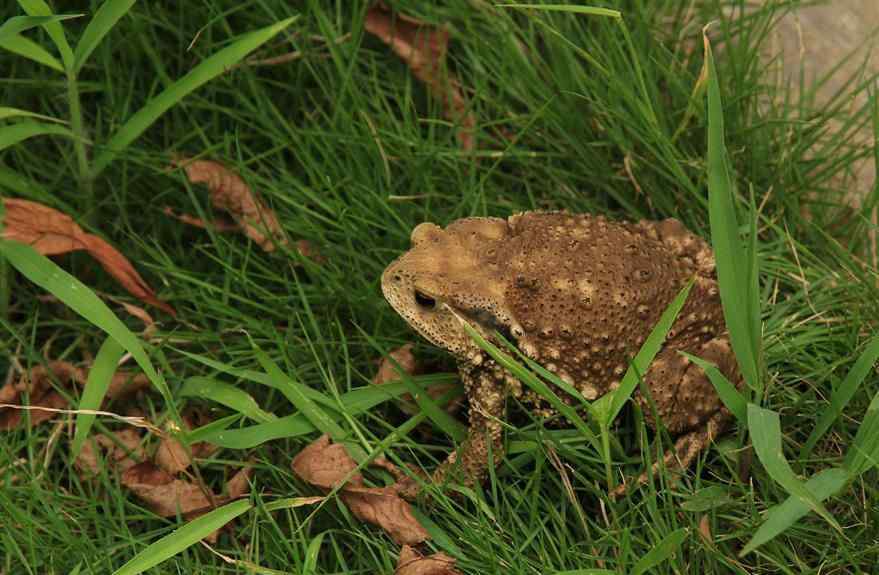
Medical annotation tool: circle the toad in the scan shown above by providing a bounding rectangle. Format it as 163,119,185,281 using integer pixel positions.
381,212,741,495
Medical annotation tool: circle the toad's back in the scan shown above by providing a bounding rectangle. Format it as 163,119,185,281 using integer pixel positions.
496,212,697,399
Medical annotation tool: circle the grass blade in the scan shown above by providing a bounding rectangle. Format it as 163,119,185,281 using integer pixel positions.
70,336,125,459
91,16,297,176
843,390,879,476
497,4,621,18
458,317,602,453
73,0,135,73
607,280,693,424
179,376,277,423
801,334,879,457
112,499,252,575
0,120,74,151
742,467,848,556
0,34,64,71
704,33,761,394
15,1,76,69
0,14,80,44
630,527,688,575
0,240,172,405
252,347,346,441
681,351,746,423
747,403,841,533
0,106,66,123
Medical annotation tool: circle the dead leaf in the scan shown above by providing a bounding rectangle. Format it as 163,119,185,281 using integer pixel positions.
291,434,430,545
76,428,146,477
155,415,218,474
121,461,252,519
698,514,714,546
122,461,214,516
0,361,150,430
172,158,288,253
396,545,461,575
372,344,462,416
1,198,175,315
364,4,475,150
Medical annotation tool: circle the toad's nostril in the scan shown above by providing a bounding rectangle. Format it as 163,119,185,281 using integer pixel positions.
414,290,436,310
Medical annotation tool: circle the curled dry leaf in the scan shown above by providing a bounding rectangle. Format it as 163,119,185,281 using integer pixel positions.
0,361,150,430
172,158,289,253
396,545,461,575
372,344,462,416
291,434,430,545
1,198,175,315
364,4,475,150
76,428,145,477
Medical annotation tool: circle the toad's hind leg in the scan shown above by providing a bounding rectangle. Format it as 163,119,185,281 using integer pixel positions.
612,336,741,498
397,364,506,500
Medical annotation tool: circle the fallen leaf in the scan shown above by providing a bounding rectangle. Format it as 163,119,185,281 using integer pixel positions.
155,414,219,474
0,360,150,430
291,434,430,545
122,461,215,516
172,158,288,253
364,4,475,150
372,344,462,416
396,545,461,575
1,198,175,315
121,461,252,535
698,514,714,546
76,428,146,477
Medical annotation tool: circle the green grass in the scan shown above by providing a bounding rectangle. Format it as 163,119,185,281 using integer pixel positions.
2,0,878,573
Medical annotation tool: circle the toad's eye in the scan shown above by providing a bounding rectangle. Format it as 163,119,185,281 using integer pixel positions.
414,290,437,310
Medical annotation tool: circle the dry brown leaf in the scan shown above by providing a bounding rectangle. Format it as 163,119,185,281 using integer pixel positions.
1,198,175,315
364,4,475,150
121,461,252,520
291,434,430,545
396,545,461,575
122,461,214,516
372,344,462,416
172,158,288,253
76,428,146,477
155,414,219,474
698,514,714,546
373,344,419,386
0,361,150,430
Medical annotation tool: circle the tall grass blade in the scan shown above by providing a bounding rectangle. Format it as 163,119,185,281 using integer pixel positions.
0,240,172,404
73,0,136,73
630,528,688,575
15,1,76,69
801,334,879,457
112,499,252,575
70,336,125,459
0,34,63,70
0,14,80,44
704,34,761,394
179,376,277,423
747,403,841,533
681,352,746,423
606,280,693,423
91,16,297,176
0,120,74,151
252,347,347,442
742,467,848,556
0,107,66,123
843,390,879,476
497,4,621,18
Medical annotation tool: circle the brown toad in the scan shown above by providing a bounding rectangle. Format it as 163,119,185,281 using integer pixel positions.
381,211,741,494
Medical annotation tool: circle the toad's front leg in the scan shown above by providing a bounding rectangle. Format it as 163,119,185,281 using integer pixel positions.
398,363,506,500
